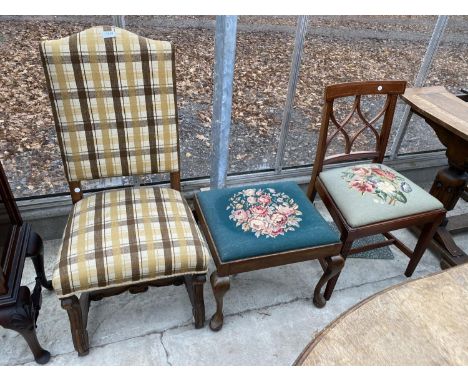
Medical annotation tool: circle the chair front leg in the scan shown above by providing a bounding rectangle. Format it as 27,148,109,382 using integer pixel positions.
323,238,353,301
313,254,345,308
209,271,230,332
184,274,206,328
405,215,444,277
0,285,51,364
61,294,90,356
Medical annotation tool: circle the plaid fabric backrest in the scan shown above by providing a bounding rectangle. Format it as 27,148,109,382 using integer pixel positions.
40,26,179,182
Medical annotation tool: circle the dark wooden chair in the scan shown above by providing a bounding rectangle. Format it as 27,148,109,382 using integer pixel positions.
307,81,446,302
40,26,210,356
0,159,52,364
194,181,344,331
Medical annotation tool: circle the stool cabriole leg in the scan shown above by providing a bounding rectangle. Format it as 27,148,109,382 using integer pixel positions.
313,254,345,308
209,271,230,331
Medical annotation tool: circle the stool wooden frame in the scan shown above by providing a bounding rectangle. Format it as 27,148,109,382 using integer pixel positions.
194,195,344,331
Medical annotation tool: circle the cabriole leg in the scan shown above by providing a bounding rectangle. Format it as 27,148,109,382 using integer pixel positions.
209,271,230,331
313,255,345,308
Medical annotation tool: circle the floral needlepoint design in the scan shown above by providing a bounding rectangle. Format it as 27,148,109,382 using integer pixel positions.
341,165,413,206
227,187,302,238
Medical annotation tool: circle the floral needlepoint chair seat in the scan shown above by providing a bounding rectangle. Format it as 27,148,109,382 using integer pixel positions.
194,181,344,331
319,164,443,228
197,182,339,261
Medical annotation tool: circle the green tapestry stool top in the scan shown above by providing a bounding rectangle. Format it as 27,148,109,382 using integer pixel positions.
196,181,340,262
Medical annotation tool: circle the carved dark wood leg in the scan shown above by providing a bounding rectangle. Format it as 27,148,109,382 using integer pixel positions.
323,238,353,301
184,274,206,328
405,216,444,277
430,166,467,263
26,231,53,290
427,156,468,266
209,271,230,332
0,285,51,364
61,294,90,356
313,254,345,308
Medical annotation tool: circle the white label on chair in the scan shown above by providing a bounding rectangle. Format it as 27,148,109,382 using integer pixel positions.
102,30,116,39
74,187,81,193
377,85,383,91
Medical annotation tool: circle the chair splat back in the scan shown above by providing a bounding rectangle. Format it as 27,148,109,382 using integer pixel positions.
307,81,406,200
322,81,406,165
40,26,180,187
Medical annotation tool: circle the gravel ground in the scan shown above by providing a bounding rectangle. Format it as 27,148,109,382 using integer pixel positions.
0,15,466,197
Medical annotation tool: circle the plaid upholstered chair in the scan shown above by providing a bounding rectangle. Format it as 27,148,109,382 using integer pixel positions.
40,26,209,356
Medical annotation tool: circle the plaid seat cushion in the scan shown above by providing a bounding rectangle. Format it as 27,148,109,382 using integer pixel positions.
40,26,179,181
52,186,209,297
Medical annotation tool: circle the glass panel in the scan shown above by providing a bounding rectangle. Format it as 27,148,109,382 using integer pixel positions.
398,16,468,155
0,16,113,198
283,15,438,168
227,16,296,175
125,16,216,182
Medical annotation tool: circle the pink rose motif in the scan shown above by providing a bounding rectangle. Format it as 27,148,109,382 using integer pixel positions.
227,187,302,238
243,189,256,196
371,167,396,180
247,196,257,204
349,179,375,194
352,167,372,177
250,205,268,216
233,209,248,222
258,194,272,205
249,218,267,232
277,205,296,216
269,226,284,237
271,213,288,226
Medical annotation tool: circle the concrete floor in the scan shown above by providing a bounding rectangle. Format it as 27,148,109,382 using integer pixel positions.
1,201,467,366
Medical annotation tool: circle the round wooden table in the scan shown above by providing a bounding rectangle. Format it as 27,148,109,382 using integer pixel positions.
295,264,468,366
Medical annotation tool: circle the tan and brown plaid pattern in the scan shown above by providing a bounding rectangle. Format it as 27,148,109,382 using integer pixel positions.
52,186,209,297
40,26,179,181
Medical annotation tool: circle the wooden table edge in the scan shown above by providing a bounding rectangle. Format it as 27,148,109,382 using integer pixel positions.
293,264,467,366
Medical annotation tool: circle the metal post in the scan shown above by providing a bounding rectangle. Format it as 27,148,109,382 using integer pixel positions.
112,15,126,28
210,16,238,189
274,16,309,174
389,15,449,159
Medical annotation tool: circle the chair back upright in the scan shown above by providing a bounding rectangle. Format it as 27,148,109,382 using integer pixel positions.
307,80,407,200
40,26,181,202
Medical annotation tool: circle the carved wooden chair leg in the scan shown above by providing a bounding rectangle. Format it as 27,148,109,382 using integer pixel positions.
184,274,206,328
61,294,90,356
26,231,53,290
313,255,345,308
405,217,444,277
0,286,51,364
209,271,230,332
323,238,353,301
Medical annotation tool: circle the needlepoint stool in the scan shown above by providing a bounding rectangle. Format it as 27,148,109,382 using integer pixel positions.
194,181,344,331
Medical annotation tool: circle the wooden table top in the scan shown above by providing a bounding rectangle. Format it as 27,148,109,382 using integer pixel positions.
295,264,468,366
401,86,468,142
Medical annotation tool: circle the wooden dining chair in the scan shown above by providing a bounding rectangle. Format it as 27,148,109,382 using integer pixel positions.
307,81,446,302
40,26,210,356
